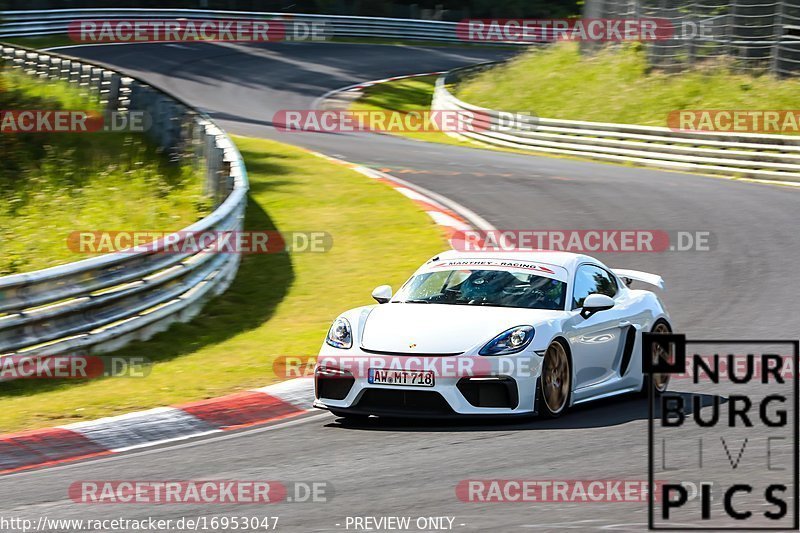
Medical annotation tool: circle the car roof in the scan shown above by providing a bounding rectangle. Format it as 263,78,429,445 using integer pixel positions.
427,249,602,274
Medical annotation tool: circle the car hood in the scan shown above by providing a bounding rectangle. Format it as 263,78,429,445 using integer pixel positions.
360,303,565,354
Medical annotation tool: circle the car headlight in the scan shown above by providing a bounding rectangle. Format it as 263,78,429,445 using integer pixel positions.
326,317,352,349
479,325,534,356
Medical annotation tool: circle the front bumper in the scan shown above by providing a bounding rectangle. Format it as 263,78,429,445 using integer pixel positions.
313,351,542,417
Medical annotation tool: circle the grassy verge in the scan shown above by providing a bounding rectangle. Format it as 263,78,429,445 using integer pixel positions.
348,43,800,167
0,136,447,432
349,75,467,146
2,35,77,50
456,42,800,127
0,70,208,275
349,74,531,154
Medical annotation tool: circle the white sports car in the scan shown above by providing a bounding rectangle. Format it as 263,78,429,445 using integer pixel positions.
314,250,673,419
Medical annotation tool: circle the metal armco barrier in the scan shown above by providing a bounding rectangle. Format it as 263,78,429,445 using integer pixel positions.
0,44,248,377
0,9,471,43
433,64,800,182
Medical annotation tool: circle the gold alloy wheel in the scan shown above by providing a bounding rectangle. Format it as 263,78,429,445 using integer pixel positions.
542,341,570,415
650,322,672,392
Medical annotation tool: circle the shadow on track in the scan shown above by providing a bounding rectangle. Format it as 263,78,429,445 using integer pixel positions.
324,392,726,432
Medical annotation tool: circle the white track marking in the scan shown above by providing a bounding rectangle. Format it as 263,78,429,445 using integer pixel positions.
0,412,329,479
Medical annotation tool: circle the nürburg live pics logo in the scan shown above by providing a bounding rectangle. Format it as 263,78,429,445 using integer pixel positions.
646,335,798,530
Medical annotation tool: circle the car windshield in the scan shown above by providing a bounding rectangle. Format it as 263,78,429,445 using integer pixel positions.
392,269,567,310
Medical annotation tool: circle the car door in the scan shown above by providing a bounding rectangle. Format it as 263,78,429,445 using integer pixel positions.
565,264,629,391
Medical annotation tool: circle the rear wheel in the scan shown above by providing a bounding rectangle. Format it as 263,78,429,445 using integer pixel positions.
640,320,672,395
539,340,571,418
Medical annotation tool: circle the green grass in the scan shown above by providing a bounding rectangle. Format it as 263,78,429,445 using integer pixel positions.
356,75,439,112
0,136,446,432
349,43,800,167
2,69,101,109
1,35,77,50
0,70,208,275
351,75,446,145
456,42,800,127
350,75,490,148
349,75,535,154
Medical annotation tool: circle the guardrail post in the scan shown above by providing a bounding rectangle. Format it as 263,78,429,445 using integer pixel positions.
154,96,167,149
68,60,81,84
79,64,92,97
221,158,234,195
772,0,785,76
100,71,113,108
178,110,195,161
109,72,118,106
195,122,207,166
205,133,222,203
90,67,103,100
12,49,24,70
164,101,183,157
35,55,48,78
24,51,37,75
47,56,60,80
58,58,70,81
118,77,132,110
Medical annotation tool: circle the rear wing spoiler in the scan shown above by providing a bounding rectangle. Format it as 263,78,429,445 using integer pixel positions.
612,269,665,290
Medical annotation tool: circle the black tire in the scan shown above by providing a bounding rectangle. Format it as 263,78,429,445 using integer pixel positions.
538,339,572,418
639,319,673,396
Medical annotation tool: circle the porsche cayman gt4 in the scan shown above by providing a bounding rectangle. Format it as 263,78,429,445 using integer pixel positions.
314,250,673,419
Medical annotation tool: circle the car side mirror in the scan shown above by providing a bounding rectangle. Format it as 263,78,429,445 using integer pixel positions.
580,293,615,319
371,285,392,304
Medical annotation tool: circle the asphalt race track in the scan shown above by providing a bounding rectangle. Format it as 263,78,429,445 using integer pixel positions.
0,42,797,532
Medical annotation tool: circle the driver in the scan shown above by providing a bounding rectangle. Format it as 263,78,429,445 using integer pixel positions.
458,270,518,303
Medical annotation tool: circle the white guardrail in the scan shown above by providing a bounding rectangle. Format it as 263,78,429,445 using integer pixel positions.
0,8,469,42
0,43,248,376
434,63,800,182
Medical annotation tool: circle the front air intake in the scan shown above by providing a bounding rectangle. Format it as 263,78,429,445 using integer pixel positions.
457,377,519,409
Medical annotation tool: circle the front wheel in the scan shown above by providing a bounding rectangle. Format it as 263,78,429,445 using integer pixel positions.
539,339,572,418
640,319,672,396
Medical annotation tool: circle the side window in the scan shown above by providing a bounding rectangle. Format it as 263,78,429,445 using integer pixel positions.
572,265,618,309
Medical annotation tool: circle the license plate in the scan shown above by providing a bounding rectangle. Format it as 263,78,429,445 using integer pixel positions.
368,368,435,387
